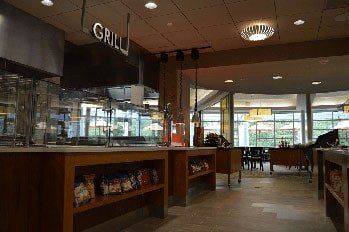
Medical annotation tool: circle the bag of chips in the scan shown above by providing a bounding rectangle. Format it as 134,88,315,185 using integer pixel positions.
137,169,151,189
100,176,109,196
83,174,96,199
150,169,159,185
108,177,122,195
74,182,91,208
128,172,139,190
120,174,133,193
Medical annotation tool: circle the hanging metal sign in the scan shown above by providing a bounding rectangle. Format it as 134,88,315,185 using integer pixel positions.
81,0,130,56
92,14,130,56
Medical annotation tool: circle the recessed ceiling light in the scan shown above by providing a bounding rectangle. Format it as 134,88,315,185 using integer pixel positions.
167,22,173,27
294,19,305,26
273,76,283,80
312,81,322,85
241,24,274,41
41,0,53,6
225,80,234,83
145,1,158,9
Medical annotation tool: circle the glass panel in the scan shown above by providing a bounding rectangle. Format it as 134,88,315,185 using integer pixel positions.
275,113,293,121
313,111,333,120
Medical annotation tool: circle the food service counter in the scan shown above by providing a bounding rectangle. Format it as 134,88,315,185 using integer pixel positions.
269,147,307,173
323,149,349,232
0,146,216,232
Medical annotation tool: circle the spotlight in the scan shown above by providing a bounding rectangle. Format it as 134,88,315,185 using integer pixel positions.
160,53,168,63
176,50,184,62
190,49,199,60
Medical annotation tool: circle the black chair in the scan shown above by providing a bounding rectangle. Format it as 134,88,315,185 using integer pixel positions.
241,147,250,170
250,148,264,171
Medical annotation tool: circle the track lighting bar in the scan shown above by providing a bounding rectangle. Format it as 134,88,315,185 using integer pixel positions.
153,46,211,55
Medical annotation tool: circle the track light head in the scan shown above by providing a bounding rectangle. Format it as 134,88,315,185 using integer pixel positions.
190,49,199,60
160,53,168,63
176,50,184,62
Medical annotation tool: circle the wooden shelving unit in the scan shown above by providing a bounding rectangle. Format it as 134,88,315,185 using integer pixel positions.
168,148,216,207
323,150,349,232
188,169,215,180
74,184,165,214
216,147,242,188
325,183,344,208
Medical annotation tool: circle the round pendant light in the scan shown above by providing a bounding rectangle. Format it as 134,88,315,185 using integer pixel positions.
241,24,274,41
41,0,54,6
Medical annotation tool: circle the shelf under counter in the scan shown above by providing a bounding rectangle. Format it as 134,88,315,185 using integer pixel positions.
188,170,215,180
74,184,165,214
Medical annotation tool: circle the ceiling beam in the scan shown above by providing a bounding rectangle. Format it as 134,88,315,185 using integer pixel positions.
167,37,349,69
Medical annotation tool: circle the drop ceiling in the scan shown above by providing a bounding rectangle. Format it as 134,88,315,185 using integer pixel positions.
4,0,349,53
183,55,349,94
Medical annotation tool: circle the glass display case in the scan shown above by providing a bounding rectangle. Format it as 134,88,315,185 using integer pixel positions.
0,70,163,147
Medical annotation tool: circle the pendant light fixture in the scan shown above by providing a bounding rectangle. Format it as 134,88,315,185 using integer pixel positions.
176,50,185,124
191,49,200,125
160,52,168,110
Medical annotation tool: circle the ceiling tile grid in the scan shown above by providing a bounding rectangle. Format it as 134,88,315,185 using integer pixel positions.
3,0,349,52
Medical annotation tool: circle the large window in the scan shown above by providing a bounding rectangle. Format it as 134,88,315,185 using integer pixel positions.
234,112,302,148
313,110,349,146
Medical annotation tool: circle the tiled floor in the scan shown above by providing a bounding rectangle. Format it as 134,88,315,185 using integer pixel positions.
123,168,336,232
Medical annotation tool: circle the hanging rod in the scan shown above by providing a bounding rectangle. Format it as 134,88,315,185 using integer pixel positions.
152,46,212,55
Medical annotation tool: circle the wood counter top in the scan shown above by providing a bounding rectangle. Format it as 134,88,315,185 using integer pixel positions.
0,146,217,153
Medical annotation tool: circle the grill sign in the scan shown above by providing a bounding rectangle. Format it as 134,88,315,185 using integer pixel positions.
92,22,129,56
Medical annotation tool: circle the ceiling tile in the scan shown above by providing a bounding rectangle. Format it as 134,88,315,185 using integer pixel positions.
318,24,349,40
128,16,159,37
210,37,245,51
275,0,325,16
145,13,194,33
277,12,321,31
183,5,233,28
227,0,276,22
68,0,119,7
5,0,79,18
279,28,318,43
42,16,77,33
199,24,239,40
44,10,101,33
163,29,207,49
321,7,349,27
87,1,129,25
121,0,179,19
132,33,173,50
172,0,224,11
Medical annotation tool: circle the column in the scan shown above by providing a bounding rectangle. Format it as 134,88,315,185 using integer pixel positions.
228,93,234,146
306,93,313,143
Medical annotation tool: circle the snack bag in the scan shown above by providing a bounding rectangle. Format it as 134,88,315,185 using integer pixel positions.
129,172,139,190
151,169,159,185
108,177,122,195
83,174,96,199
139,168,151,189
100,176,109,196
121,174,133,193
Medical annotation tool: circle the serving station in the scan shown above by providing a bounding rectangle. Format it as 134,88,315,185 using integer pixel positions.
323,149,349,232
216,147,242,188
168,148,216,206
269,147,307,173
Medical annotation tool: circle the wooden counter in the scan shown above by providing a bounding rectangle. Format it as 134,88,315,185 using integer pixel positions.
216,147,242,188
312,148,328,199
168,148,216,206
0,149,168,232
323,149,349,232
269,148,307,173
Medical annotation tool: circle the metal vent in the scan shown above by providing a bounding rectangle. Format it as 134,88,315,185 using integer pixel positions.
325,0,349,9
